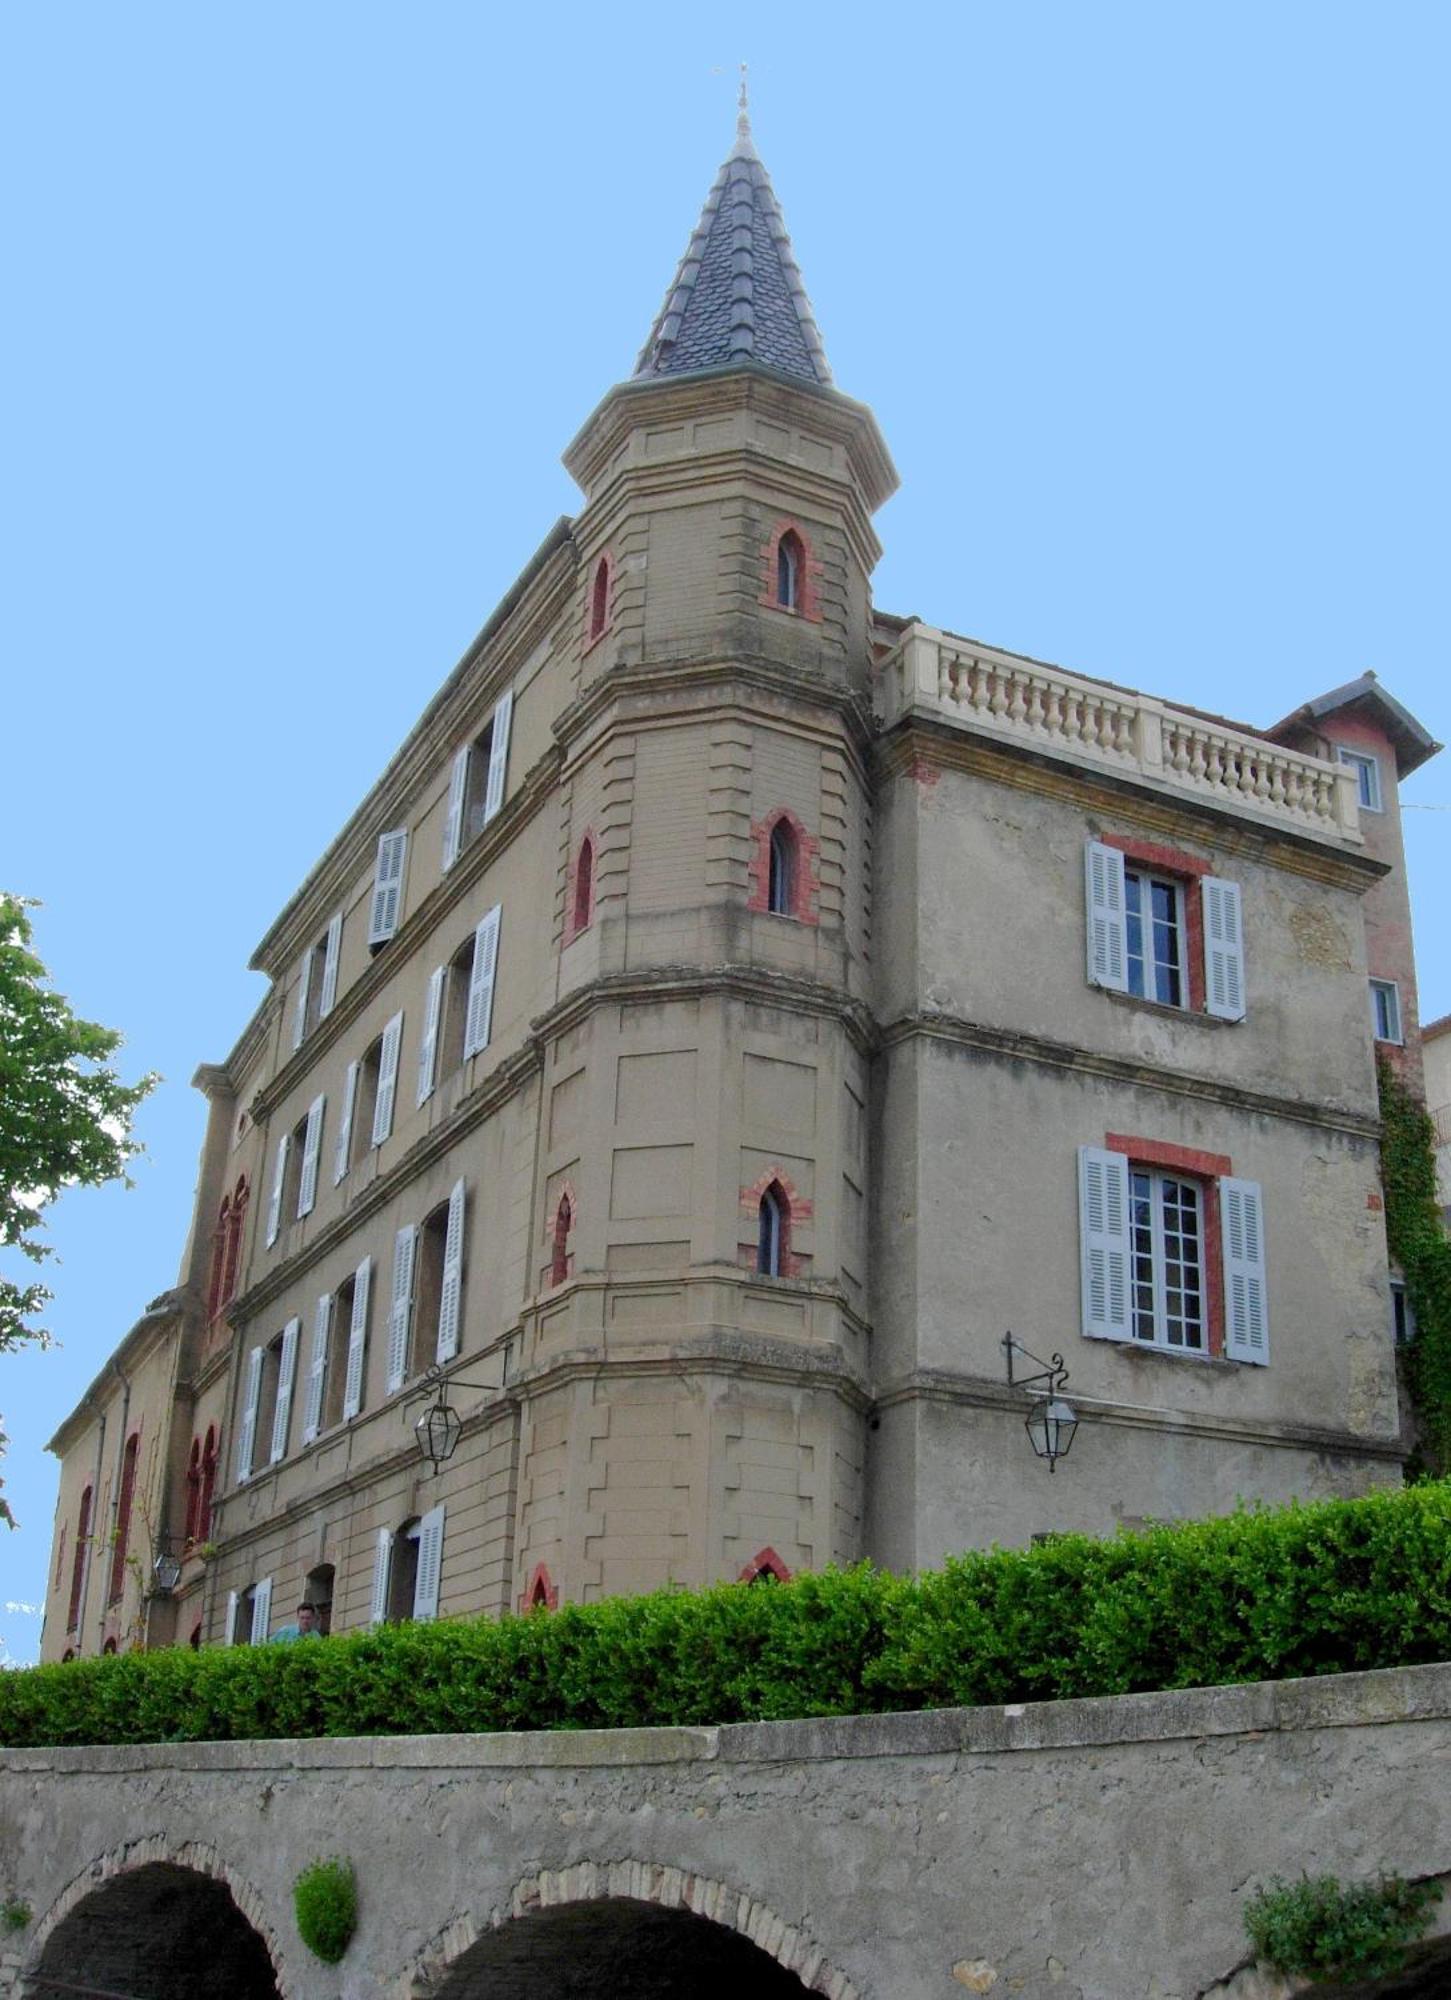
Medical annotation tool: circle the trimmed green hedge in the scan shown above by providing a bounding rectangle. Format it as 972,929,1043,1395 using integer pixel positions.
7,1482,1451,1749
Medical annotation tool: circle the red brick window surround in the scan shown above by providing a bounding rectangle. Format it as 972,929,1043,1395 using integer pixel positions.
564,830,597,944
748,807,820,925
185,1437,203,1542
1100,834,1211,1014
108,1432,139,1604
1106,1134,1231,1358
549,1185,576,1288
739,1546,793,1583
761,519,823,623
198,1425,219,1544
522,1561,559,1612
66,1484,91,1633
740,1168,812,1278
585,552,614,650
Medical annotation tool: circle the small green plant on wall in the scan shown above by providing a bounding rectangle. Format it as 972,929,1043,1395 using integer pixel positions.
1244,1872,1442,1985
293,1858,357,1964
2,1899,32,1933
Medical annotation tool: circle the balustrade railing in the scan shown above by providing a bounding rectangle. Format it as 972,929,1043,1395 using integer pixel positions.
882,626,1361,843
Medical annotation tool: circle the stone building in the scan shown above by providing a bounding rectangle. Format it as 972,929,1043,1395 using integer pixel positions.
40,110,1441,1659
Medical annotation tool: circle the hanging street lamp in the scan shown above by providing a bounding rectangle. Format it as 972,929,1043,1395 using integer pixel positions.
409,1359,508,1473
1001,1333,1081,1473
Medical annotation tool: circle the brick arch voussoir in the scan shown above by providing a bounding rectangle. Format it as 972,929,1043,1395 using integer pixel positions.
26,1834,293,1996
400,1858,861,2000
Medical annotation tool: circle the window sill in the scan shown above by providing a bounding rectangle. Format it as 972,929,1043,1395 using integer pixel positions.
1100,988,1231,1027
1087,1332,1241,1370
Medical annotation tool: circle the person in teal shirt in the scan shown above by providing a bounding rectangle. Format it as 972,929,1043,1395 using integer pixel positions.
270,1602,321,1643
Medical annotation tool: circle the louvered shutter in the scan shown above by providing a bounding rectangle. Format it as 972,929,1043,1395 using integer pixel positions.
370,1527,393,1627
250,1575,273,1643
386,1225,417,1392
270,1317,300,1462
463,906,501,1059
1222,1178,1269,1363
413,1505,446,1622
368,829,408,945
436,1178,466,1363
236,1346,263,1482
372,1010,404,1145
342,1257,371,1419
319,911,343,1017
1079,1146,1132,1339
265,1132,289,1247
224,1589,239,1646
334,1059,359,1184
483,689,513,826
302,1292,331,1444
292,950,313,1051
1202,877,1247,1021
297,1094,325,1217
1085,841,1128,992
443,745,470,871
417,965,445,1106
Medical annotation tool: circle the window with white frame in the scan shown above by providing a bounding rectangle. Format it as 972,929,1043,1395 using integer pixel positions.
1370,979,1403,1045
1337,747,1383,813
369,1505,445,1627
1085,840,1245,1021
1390,1277,1417,1347
1078,1146,1268,1363
368,829,409,947
292,912,343,1050
437,908,502,1082
442,690,515,871
1124,872,1186,1008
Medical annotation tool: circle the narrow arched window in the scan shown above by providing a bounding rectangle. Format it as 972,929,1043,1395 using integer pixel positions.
206,1200,229,1320
551,1193,572,1287
67,1485,92,1633
768,820,795,916
198,1425,218,1543
531,1575,552,1610
589,555,610,641
220,1177,248,1312
573,837,594,935
108,1433,139,1603
757,1182,787,1277
184,1438,202,1542
776,531,803,610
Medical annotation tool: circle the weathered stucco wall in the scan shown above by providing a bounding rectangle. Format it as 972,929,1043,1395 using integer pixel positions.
6,1663,1451,2000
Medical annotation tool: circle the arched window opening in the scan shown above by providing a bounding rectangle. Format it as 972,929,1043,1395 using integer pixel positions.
189,1623,203,1649
387,1518,422,1624
184,1437,203,1543
523,1562,558,1612
102,1638,118,1655
531,1575,551,1609
776,530,803,610
197,1426,219,1544
573,836,595,935
306,1562,336,1635
62,1647,76,1662
206,1200,230,1320
551,1193,573,1287
768,819,796,916
757,1182,788,1278
67,1484,92,1633
589,554,611,641
220,1177,248,1312
742,1548,793,1584
108,1432,139,1604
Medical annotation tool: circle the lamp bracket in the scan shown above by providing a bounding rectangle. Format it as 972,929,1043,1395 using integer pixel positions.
1002,1333,1070,1398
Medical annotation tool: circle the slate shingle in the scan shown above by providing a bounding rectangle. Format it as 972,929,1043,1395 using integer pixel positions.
634,116,832,387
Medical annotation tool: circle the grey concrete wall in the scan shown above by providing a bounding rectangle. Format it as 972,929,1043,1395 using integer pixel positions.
6,1663,1451,2000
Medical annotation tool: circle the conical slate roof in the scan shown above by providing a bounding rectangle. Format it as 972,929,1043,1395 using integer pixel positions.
634,110,832,387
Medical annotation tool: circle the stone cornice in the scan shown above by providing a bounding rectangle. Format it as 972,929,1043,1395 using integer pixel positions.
878,717,1389,893
873,1366,1406,1463
534,964,878,1060
880,1011,1382,1140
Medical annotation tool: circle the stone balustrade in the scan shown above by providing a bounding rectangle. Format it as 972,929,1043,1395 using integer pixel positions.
881,623,1362,844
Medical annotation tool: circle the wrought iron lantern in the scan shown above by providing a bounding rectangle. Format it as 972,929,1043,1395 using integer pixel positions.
152,1542,184,1593
410,1360,507,1473
1002,1333,1081,1473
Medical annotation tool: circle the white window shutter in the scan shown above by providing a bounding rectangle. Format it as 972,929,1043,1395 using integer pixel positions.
386,1224,417,1393
270,1317,300,1463
297,1094,325,1218
1079,1146,1132,1339
1202,876,1246,1021
368,829,408,945
372,1011,404,1146
483,689,513,826
334,1059,359,1185
463,906,501,1059
413,1505,446,1622
250,1575,273,1644
343,1257,371,1418
236,1346,263,1482
292,950,312,1052
436,1178,467,1363
319,911,343,1017
302,1292,331,1444
1222,1178,1269,1364
1085,841,1128,992
443,745,470,872
417,965,445,1106
370,1527,393,1627
265,1133,289,1248
224,1588,239,1646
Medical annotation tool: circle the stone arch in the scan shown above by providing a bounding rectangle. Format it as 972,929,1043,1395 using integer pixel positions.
25,1835,289,2000
401,1858,860,1998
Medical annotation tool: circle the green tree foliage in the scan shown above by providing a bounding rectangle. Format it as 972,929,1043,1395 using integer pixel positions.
1244,1872,1442,1984
1379,1057,1451,1473
293,1859,357,1964
4,1483,1451,1748
0,894,157,1523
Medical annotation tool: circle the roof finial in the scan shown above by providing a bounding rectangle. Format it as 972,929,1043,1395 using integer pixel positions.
737,62,751,140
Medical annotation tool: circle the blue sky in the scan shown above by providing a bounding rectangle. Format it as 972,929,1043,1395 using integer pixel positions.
2,4,1447,1662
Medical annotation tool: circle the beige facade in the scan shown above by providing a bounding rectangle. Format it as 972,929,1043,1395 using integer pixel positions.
41,118,1441,1659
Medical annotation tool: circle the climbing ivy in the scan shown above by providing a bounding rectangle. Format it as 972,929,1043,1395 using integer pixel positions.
1379,1059,1451,1474
1244,1871,1441,1984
